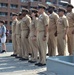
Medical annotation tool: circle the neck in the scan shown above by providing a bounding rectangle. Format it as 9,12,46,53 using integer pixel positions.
48,10,53,14
50,11,53,14
32,16,35,19
40,11,44,14
13,18,17,21
23,14,26,17
59,14,63,17
1,25,3,27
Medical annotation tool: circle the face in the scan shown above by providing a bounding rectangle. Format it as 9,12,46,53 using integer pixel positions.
58,11,64,16
49,8,53,11
12,16,17,20
0,23,3,26
47,12,50,15
31,12,35,17
67,7,72,12
17,16,19,20
20,15,23,19
48,7,54,14
38,8,43,14
22,12,26,16
17,15,23,20
19,15,23,19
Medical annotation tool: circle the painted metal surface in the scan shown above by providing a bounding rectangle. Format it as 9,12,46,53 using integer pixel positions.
47,56,74,75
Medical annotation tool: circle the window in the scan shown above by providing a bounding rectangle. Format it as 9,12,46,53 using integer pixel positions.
10,21,12,26
46,0,52,2
10,13,12,16
10,4,18,9
53,0,57,4
0,12,8,16
30,0,33,2
21,5,27,8
20,0,27,2
31,0,41,1
59,1,69,7
46,0,57,4
20,0,40,2
5,21,8,25
9,30,12,34
30,6,37,9
0,3,8,8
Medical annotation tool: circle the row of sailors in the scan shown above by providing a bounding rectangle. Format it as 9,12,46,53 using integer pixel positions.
11,3,74,66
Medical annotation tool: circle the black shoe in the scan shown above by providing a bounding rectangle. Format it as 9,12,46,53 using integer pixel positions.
28,60,36,63
1,50,6,53
19,58,28,61
28,60,31,62
46,53,49,56
37,57,39,59
35,63,46,66
15,56,21,58
29,53,32,56
19,58,23,60
18,57,22,59
35,63,41,65
11,54,17,57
